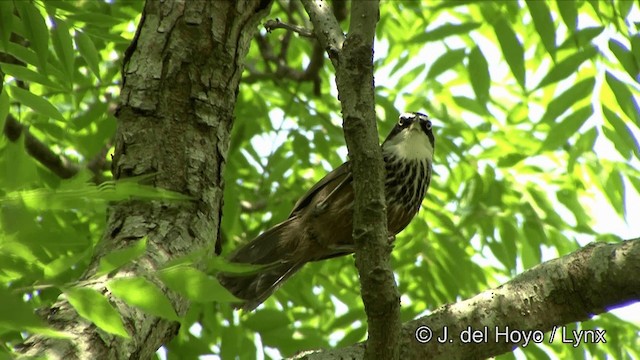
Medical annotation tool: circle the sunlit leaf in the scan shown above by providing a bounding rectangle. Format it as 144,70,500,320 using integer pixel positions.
158,266,239,303
468,46,490,106
493,17,526,89
7,86,65,121
609,39,638,82
44,248,92,279
15,2,49,73
107,277,180,321
541,106,592,150
556,0,577,31
75,31,102,80
0,63,64,90
412,22,481,43
602,106,640,160
0,2,13,50
604,172,625,218
558,26,604,50
0,286,70,338
536,46,597,89
527,0,556,59
540,77,595,123
51,17,75,86
65,287,129,338
96,237,147,276
605,72,640,126
427,48,466,79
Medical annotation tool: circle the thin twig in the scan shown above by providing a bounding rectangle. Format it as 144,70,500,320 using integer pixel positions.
264,18,315,38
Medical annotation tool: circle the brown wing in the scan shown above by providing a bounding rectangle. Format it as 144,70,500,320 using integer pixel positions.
288,161,352,217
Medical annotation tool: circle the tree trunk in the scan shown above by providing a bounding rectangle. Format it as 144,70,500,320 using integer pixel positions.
16,1,271,358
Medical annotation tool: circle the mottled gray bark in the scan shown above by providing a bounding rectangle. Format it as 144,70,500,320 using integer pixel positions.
16,1,271,359
293,239,640,360
302,1,400,359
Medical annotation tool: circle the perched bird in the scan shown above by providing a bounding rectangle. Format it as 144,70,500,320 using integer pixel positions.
218,112,435,310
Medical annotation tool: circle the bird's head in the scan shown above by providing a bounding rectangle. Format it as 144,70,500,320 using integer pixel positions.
382,112,435,161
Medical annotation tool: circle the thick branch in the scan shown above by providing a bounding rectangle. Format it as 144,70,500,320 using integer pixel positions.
15,1,272,358
293,239,640,359
300,0,344,66
303,1,396,359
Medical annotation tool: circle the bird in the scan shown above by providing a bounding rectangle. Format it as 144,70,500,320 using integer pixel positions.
217,112,435,311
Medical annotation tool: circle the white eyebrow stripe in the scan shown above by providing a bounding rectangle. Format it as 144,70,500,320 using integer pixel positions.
400,112,415,120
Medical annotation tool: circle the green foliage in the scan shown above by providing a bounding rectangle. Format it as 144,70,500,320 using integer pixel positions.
1,0,639,359
65,286,129,338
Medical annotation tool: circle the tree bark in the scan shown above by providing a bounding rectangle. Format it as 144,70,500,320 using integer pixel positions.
16,1,271,359
302,1,399,359
293,239,640,360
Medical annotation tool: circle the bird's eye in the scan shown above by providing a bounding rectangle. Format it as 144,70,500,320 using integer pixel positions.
425,120,432,130
398,113,413,126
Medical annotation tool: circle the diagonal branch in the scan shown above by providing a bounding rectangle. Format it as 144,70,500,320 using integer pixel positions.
294,239,640,359
3,114,111,181
301,0,345,67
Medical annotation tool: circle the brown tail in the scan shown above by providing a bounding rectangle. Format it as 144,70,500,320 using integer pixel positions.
217,219,304,311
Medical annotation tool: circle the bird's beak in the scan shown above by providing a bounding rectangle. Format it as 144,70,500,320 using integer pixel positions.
409,122,421,132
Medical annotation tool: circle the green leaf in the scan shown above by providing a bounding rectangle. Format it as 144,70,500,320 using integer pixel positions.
75,31,101,80
0,286,70,338
609,39,639,81
616,0,634,19
541,77,595,123
526,0,556,59
411,22,481,43
604,172,625,218
427,49,466,79
559,26,604,50
0,86,9,125
493,17,525,89
522,221,544,267
556,0,577,31
7,86,65,121
568,127,598,171
96,237,147,276
65,287,129,338
556,189,591,228
452,95,486,115
158,266,239,303
468,46,490,106
0,3,13,50
631,34,640,75
605,72,640,125
66,12,126,27
204,256,267,275
427,48,466,79
0,63,64,90
0,286,43,329
602,106,640,160
537,46,597,89
244,308,290,333
107,277,179,321
44,248,92,279
541,105,592,150
51,17,75,85
498,219,518,271
15,2,49,73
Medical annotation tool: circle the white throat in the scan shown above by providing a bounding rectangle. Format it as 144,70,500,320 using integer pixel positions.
384,128,433,161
